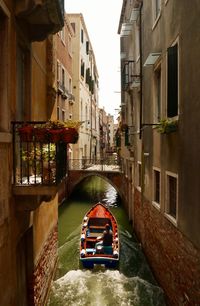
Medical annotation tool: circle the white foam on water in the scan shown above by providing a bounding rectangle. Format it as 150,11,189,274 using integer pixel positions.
48,269,149,306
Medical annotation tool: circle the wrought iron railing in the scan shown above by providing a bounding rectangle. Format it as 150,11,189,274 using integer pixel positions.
68,157,122,172
12,122,67,186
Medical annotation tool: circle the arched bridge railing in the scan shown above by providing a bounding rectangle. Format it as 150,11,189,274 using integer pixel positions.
68,157,122,172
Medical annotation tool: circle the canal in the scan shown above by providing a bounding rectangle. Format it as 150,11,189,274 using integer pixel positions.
47,176,166,306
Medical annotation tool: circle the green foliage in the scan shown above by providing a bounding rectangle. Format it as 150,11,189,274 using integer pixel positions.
155,118,178,134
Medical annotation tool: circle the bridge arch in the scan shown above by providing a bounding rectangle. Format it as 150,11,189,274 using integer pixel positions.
66,170,125,203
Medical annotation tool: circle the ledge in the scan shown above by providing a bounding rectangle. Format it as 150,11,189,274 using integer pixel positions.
13,185,58,211
0,132,12,143
16,0,64,41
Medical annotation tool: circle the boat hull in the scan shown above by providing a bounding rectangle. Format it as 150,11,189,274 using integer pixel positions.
80,203,119,269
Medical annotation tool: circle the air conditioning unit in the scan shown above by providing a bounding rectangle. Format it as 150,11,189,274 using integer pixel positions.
130,8,140,22
120,52,127,59
120,23,132,36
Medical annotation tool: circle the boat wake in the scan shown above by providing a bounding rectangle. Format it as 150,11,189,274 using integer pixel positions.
48,269,165,306
48,228,166,306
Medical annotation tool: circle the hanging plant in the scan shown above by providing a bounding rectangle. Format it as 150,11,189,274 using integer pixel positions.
120,123,129,132
155,118,178,134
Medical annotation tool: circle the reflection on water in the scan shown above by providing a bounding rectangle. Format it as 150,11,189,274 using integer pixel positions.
48,177,166,306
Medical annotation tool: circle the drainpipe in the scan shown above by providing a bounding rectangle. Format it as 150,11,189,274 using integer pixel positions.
139,1,143,139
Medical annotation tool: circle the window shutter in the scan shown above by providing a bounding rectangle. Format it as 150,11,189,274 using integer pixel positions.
167,44,178,117
86,41,89,54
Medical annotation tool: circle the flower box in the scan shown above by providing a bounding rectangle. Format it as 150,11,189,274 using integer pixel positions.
62,128,79,143
48,129,63,143
34,128,49,143
18,125,34,142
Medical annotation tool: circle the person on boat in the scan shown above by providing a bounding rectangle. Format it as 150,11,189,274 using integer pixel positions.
95,224,113,252
102,224,113,246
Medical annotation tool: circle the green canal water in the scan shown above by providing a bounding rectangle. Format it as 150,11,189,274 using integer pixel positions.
47,176,166,306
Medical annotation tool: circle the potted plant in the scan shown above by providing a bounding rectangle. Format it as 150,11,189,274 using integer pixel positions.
155,118,178,134
120,123,129,132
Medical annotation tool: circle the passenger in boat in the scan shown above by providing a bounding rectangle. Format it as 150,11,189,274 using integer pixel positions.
102,224,113,246
95,224,113,253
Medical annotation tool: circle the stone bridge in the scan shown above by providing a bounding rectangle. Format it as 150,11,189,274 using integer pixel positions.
66,169,125,200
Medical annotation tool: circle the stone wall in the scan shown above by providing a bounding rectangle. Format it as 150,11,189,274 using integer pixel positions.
33,225,58,306
133,188,200,305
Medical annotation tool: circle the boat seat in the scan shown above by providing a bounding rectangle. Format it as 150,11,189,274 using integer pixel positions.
88,232,102,238
86,248,96,254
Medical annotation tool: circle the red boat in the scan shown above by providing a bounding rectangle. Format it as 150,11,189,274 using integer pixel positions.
80,203,119,269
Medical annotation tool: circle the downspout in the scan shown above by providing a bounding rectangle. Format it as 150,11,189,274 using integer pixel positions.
139,1,143,139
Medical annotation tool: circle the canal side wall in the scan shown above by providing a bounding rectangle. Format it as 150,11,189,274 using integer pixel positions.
133,188,200,306
33,225,58,306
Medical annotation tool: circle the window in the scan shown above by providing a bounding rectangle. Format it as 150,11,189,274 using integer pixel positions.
81,60,85,78
68,35,72,56
152,0,161,25
86,41,89,55
138,162,142,189
61,67,65,87
167,43,178,118
60,27,65,43
69,78,72,93
166,172,178,220
153,168,160,205
57,107,60,120
154,66,161,122
155,0,161,17
62,110,65,121
81,29,84,43
57,61,60,81
135,26,140,61
71,22,75,33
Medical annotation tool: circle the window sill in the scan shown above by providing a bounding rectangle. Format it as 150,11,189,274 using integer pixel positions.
152,201,160,210
136,186,141,193
164,212,177,227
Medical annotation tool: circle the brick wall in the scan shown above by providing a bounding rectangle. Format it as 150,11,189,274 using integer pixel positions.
134,188,200,306
32,225,58,306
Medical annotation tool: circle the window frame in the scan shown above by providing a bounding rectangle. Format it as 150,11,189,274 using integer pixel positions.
165,171,178,225
152,167,161,209
152,0,162,29
166,38,179,120
137,161,142,191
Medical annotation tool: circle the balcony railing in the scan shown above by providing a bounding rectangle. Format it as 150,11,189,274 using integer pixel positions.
12,122,67,187
68,157,121,172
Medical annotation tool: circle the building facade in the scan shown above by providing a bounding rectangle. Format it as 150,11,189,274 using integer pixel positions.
67,13,100,161
0,1,64,305
55,14,75,159
118,0,200,304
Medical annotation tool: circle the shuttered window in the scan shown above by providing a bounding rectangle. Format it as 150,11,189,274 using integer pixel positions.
167,44,178,117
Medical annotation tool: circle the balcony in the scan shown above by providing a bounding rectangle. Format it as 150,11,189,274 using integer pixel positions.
12,121,70,209
122,60,140,91
15,0,64,41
